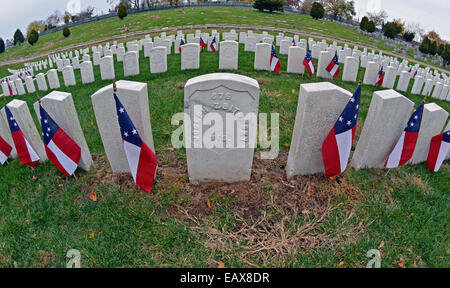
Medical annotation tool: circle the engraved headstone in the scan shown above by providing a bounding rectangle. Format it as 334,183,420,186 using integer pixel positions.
149,47,167,74
100,56,115,80
80,61,95,84
219,40,238,70
46,69,60,89
62,66,76,87
342,56,359,82
123,51,140,77
36,73,48,91
181,43,200,70
254,43,271,71
184,73,260,183
287,46,306,74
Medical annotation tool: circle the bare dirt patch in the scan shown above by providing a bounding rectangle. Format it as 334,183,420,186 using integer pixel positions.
80,151,367,265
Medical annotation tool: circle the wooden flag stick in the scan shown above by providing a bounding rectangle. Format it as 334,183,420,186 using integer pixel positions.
36,92,41,104
358,70,364,85
112,78,117,93
2,91,7,107
423,92,429,103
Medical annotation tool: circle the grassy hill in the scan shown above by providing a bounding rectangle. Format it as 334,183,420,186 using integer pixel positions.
0,37,448,267
0,7,442,70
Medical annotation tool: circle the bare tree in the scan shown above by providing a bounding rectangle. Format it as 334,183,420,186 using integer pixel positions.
367,9,388,27
46,10,62,27
406,22,425,42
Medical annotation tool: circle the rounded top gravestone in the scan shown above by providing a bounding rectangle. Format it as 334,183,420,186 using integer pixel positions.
184,73,260,183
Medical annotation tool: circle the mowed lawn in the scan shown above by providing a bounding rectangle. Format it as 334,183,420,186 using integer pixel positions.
0,7,403,63
0,40,449,268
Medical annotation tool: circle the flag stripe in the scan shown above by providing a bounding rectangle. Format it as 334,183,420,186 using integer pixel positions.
427,134,442,171
399,132,418,166
434,141,450,172
11,130,38,167
330,65,339,78
47,140,78,176
335,127,354,173
0,136,12,163
0,151,7,164
51,129,81,164
135,142,158,193
385,132,405,168
123,140,141,182
322,127,342,177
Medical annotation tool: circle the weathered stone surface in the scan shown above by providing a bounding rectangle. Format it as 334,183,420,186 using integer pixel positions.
184,73,260,183
149,47,167,74
100,56,115,80
159,39,172,55
14,79,25,95
93,52,101,66
409,103,448,164
431,82,443,99
286,82,352,178
1,99,47,162
25,76,36,94
80,61,95,84
219,40,238,70
439,84,449,100
244,36,257,52
396,70,411,92
46,69,60,89
351,89,414,169
91,80,155,172
287,46,306,74
123,51,140,77
317,51,334,79
279,39,291,55
36,73,48,91
33,91,93,171
143,41,154,57
116,46,125,62
1,82,11,96
342,56,359,82
254,43,271,71
411,76,424,95
62,66,76,87
0,111,16,159
363,61,379,86
422,79,434,96
181,43,200,70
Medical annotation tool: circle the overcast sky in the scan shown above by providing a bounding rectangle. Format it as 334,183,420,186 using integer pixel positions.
0,0,449,41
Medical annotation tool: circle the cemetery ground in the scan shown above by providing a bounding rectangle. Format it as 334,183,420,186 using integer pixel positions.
0,43,449,268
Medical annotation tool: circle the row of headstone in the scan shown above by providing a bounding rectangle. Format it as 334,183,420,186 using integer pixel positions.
5,29,450,102
1,75,448,188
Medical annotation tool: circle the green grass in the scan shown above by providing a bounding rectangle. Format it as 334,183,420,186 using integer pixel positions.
0,42,448,268
1,7,445,72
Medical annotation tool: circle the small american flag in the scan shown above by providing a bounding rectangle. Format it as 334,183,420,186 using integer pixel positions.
270,45,281,74
322,85,361,177
326,54,340,78
40,105,81,176
114,92,158,192
427,130,450,172
303,50,315,76
385,102,424,168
